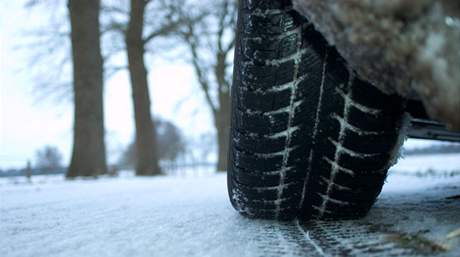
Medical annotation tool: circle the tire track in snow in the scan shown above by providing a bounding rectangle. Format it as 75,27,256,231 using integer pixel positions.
250,221,326,257
301,220,418,257
252,219,425,257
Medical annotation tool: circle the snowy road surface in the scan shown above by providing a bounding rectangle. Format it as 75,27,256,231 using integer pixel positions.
1,154,460,257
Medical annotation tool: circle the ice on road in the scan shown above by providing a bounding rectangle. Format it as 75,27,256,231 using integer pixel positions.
1,154,460,257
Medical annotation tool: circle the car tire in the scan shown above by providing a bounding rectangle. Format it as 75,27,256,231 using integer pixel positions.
227,0,407,220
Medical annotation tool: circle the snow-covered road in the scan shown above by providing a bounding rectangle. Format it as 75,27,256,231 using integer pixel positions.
1,154,460,257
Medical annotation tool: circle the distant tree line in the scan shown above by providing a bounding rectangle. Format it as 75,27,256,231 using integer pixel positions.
403,143,460,156
0,118,185,178
0,146,64,178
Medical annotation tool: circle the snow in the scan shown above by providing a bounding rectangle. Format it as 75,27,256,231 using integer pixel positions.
1,154,460,257
391,153,460,174
1,175,244,257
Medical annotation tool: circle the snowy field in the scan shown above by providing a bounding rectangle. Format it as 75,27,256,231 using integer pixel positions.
1,154,459,257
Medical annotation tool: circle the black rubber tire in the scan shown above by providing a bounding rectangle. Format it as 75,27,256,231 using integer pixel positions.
228,0,406,220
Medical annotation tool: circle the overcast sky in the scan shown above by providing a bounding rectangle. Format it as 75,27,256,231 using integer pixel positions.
0,1,443,170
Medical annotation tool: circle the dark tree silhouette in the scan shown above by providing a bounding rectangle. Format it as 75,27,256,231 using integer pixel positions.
67,0,107,178
155,119,186,162
119,118,186,169
125,0,162,175
35,146,63,171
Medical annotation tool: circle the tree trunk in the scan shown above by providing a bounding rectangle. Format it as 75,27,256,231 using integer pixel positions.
67,0,107,178
215,52,231,172
215,93,230,172
126,0,162,176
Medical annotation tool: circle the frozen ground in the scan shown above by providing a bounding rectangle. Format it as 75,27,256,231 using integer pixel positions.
1,154,459,257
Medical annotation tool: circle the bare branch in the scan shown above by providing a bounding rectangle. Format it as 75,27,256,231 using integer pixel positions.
216,0,229,53
143,18,183,45
100,5,129,16
105,65,128,78
224,37,235,55
102,20,127,34
184,23,217,114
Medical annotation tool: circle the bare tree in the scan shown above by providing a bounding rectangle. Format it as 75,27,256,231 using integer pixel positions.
156,119,186,162
125,0,161,175
177,0,237,172
122,0,183,176
35,146,63,171
67,0,107,178
118,118,186,169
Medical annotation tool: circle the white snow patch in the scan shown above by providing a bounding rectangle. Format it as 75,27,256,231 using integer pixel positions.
391,153,460,175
